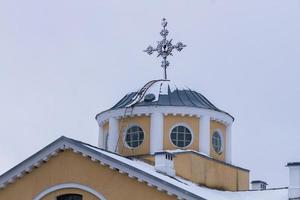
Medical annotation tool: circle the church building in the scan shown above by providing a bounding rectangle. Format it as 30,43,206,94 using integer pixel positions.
0,19,298,200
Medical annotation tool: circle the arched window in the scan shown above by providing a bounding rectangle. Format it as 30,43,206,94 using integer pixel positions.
57,194,82,200
212,130,223,154
33,183,107,200
125,125,144,148
170,125,192,148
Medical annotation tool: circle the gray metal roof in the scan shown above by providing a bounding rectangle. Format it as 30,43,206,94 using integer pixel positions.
109,80,233,120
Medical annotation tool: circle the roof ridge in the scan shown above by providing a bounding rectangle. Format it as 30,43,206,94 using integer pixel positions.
0,136,204,200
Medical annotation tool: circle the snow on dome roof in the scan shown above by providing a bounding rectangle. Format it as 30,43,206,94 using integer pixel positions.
109,80,233,119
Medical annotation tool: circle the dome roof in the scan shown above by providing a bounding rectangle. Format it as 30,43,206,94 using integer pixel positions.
109,80,233,119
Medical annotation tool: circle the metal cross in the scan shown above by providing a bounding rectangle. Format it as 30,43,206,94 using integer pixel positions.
144,18,186,80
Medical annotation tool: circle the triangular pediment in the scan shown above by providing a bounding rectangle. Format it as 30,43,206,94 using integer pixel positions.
0,136,203,200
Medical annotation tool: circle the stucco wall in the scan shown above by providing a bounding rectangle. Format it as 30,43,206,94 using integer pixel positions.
0,150,176,200
210,120,227,161
105,115,228,164
117,116,150,156
141,152,249,191
163,115,199,151
238,169,250,191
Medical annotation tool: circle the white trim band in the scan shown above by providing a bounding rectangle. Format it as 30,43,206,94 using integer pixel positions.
97,106,233,127
33,183,107,200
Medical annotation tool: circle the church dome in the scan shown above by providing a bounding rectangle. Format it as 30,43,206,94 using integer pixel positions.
108,79,233,120
95,19,235,177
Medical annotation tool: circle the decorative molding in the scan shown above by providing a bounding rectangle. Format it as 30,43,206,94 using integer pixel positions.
0,139,69,189
168,123,194,149
96,106,233,127
0,137,204,200
212,128,225,154
122,123,146,150
32,183,107,200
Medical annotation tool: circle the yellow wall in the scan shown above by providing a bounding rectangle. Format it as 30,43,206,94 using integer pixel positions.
210,120,226,161
238,170,250,191
102,115,241,191
107,115,228,163
0,150,176,200
141,152,249,191
117,116,150,156
163,115,199,151
173,153,193,181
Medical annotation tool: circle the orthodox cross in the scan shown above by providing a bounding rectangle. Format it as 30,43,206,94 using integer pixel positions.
144,18,186,80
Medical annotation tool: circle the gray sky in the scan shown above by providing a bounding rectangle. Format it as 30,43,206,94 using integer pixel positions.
0,0,300,188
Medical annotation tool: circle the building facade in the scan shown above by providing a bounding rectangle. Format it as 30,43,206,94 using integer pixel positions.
0,19,294,200
95,79,248,191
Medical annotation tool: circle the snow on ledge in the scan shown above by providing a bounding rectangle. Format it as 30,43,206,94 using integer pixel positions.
84,144,287,200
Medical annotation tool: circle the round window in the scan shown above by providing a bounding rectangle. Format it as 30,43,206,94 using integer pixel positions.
125,125,144,148
212,131,223,154
170,125,192,148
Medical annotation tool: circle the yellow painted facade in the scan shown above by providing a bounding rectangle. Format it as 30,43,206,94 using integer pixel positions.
111,115,229,163
117,116,150,156
0,150,176,200
141,152,249,191
163,115,199,151
97,115,250,192
109,115,201,155
210,120,227,161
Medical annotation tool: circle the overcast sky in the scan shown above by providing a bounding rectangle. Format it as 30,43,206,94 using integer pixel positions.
0,0,300,188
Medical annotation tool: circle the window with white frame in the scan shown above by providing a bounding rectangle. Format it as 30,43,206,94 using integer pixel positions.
212,130,223,154
125,125,144,148
170,125,192,148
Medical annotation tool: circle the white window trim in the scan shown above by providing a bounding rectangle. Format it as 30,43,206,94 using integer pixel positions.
123,124,145,149
212,129,224,154
169,123,194,149
32,183,107,200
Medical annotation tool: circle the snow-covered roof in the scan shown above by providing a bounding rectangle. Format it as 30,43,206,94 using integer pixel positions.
159,149,249,172
0,136,287,200
87,145,286,200
97,80,233,120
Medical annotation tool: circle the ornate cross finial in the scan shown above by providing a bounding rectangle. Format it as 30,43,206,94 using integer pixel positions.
144,18,186,80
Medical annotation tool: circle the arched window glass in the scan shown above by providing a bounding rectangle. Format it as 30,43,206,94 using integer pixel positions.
170,125,192,148
125,125,144,148
212,131,223,154
57,194,82,200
